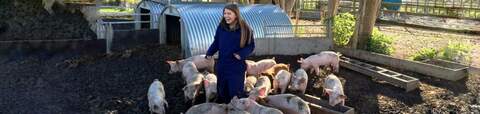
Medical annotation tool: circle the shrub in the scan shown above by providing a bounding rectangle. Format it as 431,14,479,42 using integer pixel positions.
366,28,394,55
332,13,356,47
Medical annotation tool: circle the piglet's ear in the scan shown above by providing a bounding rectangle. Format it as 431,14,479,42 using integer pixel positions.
299,78,306,83
233,96,239,101
324,88,333,95
339,94,347,99
297,60,303,64
259,87,267,97
203,80,209,87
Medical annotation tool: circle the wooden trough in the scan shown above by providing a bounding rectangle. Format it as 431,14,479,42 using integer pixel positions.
297,94,355,114
339,56,420,92
335,48,469,81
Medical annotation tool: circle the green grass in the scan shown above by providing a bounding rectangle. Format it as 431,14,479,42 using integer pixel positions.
99,7,134,13
409,48,438,61
103,0,140,4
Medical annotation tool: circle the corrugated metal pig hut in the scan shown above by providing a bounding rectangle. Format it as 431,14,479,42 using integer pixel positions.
134,0,294,57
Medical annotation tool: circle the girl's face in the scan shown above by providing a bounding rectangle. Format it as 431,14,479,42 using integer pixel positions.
223,9,237,25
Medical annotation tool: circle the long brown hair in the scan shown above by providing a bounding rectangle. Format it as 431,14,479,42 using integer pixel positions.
220,4,253,48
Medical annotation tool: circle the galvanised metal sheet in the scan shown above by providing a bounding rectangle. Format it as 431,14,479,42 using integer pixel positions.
171,4,293,57
134,1,293,57
135,0,166,29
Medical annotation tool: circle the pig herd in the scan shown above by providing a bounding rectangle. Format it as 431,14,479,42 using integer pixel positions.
148,51,346,114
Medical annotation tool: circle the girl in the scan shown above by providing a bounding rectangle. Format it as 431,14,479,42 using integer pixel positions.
205,4,255,103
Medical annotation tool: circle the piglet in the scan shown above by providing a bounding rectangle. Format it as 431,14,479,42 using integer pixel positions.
263,94,311,114
244,75,257,93
203,72,218,103
261,63,290,77
297,51,341,75
182,62,204,104
182,62,204,84
148,79,168,114
230,96,283,114
288,69,308,94
185,102,250,114
261,63,290,85
167,54,215,74
323,74,347,106
249,76,271,100
246,58,277,75
272,70,291,94
185,103,228,114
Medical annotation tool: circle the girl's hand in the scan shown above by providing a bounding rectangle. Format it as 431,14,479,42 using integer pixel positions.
233,53,241,60
205,55,213,60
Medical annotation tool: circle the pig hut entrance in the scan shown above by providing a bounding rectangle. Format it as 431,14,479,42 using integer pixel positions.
140,8,150,29
165,15,181,45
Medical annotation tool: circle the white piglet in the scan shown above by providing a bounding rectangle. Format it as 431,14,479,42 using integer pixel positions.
297,51,341,75
167,54,215,74
185,103,250,114
246,58,277,75
263,94,311,114
230,97,283,114
185,103,228,114
289,69,308,94
323,74,347,106
182,62,204,104
272,70,291,94
249,76,271,100
182,62,204,84
203,72,218,102
148,79,168,114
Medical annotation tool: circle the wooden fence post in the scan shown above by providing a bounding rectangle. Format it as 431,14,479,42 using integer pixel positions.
326,0,339,49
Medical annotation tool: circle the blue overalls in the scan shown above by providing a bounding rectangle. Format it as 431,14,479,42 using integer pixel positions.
206,25,255,104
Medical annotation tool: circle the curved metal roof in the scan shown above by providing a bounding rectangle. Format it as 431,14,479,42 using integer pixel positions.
134,0,166,29
134,2,293,57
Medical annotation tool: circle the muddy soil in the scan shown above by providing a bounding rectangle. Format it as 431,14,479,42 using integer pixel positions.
1,44,479,114
0,0,95,41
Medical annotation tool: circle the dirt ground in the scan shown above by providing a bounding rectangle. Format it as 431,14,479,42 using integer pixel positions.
0,0,95,41
1,43,479,114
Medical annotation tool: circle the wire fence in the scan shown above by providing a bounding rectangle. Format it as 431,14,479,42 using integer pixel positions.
96,13,162,53
263,24,327,38
295,0,480,20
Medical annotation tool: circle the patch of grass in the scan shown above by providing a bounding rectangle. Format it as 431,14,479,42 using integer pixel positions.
409,48,438,61
99,7,133,13
440,41,474,64
408,41,474,64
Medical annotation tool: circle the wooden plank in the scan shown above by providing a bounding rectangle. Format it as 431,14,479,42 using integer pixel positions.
298,94,355,114
335,48,469,81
